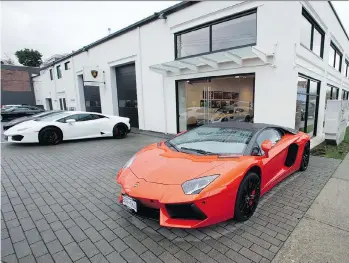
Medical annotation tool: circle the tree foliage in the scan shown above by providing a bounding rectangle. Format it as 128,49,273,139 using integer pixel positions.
15,48,42,67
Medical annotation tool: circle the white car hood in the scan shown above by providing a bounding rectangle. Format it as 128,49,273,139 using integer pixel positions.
4,120,46,134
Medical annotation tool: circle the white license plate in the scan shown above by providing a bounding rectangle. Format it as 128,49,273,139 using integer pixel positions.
122,195,137,212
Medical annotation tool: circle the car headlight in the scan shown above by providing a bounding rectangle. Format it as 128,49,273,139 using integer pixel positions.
17,127,29,132
182,175,219,195
123,155,136,169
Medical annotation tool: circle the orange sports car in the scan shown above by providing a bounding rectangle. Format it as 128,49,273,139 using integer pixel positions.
116,122,310,228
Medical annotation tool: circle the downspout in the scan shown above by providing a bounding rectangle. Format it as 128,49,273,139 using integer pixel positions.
71,55,79,110
138,26,146,130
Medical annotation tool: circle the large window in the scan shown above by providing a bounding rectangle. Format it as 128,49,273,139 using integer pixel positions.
176,74,255,132
345,59,349,78
300,8,324,58
343,90,349,101
328,42,342,72
295,75,320,137
175,9,257,59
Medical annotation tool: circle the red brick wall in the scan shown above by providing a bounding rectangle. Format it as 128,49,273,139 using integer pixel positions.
1,69,31,92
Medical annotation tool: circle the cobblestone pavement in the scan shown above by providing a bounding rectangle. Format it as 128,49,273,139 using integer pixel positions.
1,133,341,263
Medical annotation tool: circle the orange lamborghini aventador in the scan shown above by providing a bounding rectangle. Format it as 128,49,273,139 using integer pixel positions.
116,122,310,228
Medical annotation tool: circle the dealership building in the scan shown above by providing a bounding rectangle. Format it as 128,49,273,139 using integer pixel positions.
33,1,349,141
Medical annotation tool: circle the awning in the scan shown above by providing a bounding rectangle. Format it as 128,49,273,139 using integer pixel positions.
149,45,276,76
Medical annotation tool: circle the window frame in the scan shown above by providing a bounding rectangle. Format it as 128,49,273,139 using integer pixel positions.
343,90,349,101
296,74,321,137
327,84,339,100
345,59,349,78
49,69,53,80
64,61,70,70
301,8,325,58
174,8,257,60
56,65,62,79
329,42,343,72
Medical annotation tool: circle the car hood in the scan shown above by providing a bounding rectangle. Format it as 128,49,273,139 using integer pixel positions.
129,143,231,185
4,120,45,134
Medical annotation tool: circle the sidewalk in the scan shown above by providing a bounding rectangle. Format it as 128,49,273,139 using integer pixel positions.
272,153,349,263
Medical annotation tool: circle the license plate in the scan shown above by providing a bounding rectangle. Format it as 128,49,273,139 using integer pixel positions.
122,195,137,212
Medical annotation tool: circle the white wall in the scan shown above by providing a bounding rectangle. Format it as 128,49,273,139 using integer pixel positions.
33,1,349,137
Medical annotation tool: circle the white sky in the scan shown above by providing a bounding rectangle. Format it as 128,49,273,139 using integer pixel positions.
1,1,349,63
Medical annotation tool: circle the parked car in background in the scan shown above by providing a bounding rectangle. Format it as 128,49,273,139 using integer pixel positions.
4,111,131,145
3,110,63,131
1,105,45,122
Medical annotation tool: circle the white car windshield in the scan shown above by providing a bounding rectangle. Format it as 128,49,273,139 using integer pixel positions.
169,126,253,155
35,112,71,122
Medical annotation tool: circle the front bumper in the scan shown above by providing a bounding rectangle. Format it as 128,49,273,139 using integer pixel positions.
3,130,39,143
117,169,234,228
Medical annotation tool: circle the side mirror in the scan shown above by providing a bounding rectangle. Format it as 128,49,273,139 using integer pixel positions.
176,130,187,136
66,119,76,124
261,139,273,157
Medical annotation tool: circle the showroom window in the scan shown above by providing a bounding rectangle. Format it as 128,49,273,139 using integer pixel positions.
175,9,257,59
300,8,324,58
176,74,255,132
343,90,349,100
345,59,349,78
328,42,342,72
295,75,320,137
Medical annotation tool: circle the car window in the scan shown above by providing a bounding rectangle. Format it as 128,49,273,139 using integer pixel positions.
256,129,282,154
90,114,107,120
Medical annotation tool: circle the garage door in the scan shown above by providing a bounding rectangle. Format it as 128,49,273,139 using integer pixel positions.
115,63,139,128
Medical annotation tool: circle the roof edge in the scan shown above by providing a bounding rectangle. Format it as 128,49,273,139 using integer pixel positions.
40,1,199,71
328,1,349,41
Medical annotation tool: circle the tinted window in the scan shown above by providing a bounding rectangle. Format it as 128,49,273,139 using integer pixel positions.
212,13,256,51
90,114,106,120
169,126,253,155
300,16,312,49
256,129,282,154
176,27,210,58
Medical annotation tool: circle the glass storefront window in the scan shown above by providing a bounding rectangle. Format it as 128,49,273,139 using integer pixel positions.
295,76,320,137
177,75,255,132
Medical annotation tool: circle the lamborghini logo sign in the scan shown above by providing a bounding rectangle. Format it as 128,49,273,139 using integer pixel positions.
91,70,98,78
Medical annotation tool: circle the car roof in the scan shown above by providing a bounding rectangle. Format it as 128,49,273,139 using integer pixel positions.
205,122,298,135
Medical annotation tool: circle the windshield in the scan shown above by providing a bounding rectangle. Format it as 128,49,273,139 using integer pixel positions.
169,126,253,155
35,112,71,122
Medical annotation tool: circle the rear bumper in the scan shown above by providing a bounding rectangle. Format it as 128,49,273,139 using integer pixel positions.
117,169,235,228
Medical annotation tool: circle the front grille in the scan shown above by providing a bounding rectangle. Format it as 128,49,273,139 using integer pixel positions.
165,203,207,220
12,135,24,141
136,203,160,221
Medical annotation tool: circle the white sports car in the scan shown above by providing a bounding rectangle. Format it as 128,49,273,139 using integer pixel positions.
4,111,131,145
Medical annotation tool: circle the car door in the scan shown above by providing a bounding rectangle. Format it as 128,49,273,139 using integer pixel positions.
57,113,98,140
89,114,113,137
255,128,287,192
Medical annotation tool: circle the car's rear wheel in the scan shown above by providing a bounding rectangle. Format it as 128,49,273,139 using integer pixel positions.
39,127,62,145
113,124,128,139
299,141,310,171
234,172,260,222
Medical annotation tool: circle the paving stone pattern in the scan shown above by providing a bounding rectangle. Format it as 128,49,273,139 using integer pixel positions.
1,134,341,263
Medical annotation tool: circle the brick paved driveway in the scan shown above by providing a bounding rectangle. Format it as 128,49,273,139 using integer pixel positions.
1,133,341,263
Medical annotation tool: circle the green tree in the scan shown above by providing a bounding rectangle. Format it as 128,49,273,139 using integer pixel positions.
15,48,42,67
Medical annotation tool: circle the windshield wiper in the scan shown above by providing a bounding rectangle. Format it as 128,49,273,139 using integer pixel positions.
166,141,179,152
179,147,216,155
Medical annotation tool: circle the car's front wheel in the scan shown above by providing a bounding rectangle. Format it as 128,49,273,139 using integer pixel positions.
39,127,63,145
299,141,310,171
234,172,260,222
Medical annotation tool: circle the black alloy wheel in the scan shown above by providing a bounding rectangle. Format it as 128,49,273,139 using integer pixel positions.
234,172,260,222
299,142,310,171
39,128,62,145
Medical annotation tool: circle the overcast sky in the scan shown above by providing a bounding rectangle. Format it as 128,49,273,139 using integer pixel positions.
1,1,349,63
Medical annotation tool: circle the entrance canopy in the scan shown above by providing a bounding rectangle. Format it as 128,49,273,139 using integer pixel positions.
149,45,275,77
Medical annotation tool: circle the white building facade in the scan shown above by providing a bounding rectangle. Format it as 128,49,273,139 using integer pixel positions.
33,1,349,140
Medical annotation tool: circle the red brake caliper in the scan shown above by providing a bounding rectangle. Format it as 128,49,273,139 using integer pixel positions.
249,190,255,206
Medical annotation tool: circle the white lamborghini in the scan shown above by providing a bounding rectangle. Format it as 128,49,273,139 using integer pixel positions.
3,111,131,145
